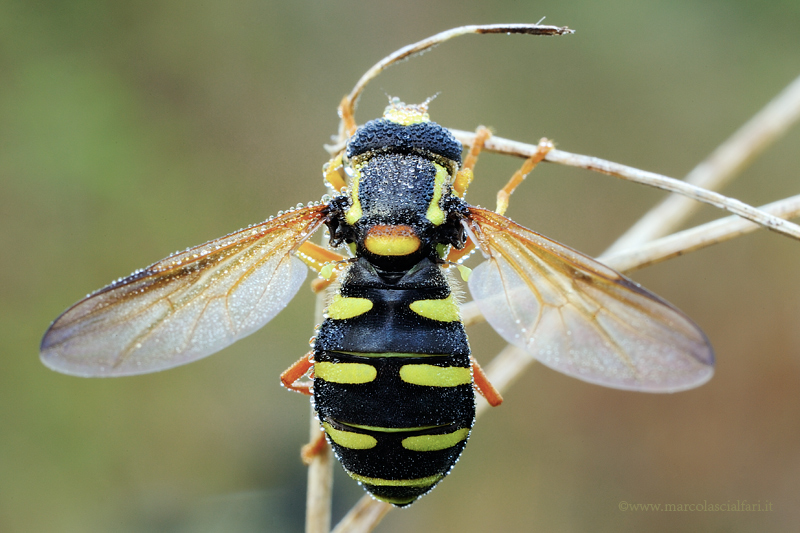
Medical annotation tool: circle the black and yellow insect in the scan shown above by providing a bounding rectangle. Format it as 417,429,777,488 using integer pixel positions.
39,23,714,507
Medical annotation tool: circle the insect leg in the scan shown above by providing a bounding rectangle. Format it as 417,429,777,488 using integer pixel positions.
470,355,503,407
296,242,347,273
453,126,492,198
323,152,347,192
296,241,348,293
281,351,315,396
495,138,554,216
446,127,492,263
300,431,329,465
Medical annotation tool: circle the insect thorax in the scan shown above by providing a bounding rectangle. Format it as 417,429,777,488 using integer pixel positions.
325,107,468,271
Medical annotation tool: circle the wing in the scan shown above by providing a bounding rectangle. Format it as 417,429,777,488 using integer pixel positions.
41,204,328,377
465,207,714,393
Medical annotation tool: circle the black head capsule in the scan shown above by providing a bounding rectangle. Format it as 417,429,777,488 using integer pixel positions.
346,103,463,163
328,102,468,271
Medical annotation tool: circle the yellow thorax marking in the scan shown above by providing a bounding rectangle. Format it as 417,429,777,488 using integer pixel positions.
326,294,373,320
425,163,449,226
315,361,377,384
322,422,377,450
409,294,460,322
344,165,363,224
363,225,421,256
401,428,470,452
399,364,471,387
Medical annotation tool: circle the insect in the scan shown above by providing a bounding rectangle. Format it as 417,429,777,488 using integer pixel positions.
40,24,714,507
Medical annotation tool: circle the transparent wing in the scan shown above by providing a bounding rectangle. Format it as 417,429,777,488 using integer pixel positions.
41,205,328,377
466,207,714,392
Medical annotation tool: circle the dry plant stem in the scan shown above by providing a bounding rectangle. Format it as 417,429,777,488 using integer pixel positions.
601,194,800,273
344,24,572,108
306,406,333,533
331,498,393,533
606,73,800,253
306,291,334,533
330,23,574,145
449,130,800,243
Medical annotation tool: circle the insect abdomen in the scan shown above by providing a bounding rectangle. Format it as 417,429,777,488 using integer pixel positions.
313,257,475,506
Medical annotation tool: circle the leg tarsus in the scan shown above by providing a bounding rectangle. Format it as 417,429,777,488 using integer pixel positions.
281,351,314,396
471,355,503,407
301,431,329,465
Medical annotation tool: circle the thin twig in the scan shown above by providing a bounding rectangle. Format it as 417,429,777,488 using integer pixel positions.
605,73,800,253
306,406,333,533
331,497,392,533
335,23,574,143
305,279,334,533
600,194,800,273
449,130,800,243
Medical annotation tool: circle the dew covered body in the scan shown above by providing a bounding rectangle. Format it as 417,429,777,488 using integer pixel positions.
313,112,477,505
313,258,474,505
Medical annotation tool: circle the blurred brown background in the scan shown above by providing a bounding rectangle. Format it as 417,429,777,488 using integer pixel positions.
2,1,799,532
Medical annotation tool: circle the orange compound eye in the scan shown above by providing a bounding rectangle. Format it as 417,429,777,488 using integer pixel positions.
363,225,421,256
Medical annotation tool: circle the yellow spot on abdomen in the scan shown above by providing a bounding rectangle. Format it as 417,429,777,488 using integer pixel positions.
327,294,373,320
409,294,460,322
363,225,421,256
399,364,471,387
322,422,377,449
401,428,470,452
315,361,377,384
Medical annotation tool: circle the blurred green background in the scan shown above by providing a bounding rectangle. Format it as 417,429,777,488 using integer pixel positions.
2,1,799,532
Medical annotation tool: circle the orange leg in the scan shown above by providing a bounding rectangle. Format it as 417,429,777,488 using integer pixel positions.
281,351,314,396
495,138,554,216
301,431,330,465
453,126,492,198
296,241,348,293
296,241,346,273
471,356,503,407
323,152,347,192
447,126,492,263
